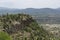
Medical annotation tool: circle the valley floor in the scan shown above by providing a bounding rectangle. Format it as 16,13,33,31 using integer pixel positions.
40,24,60,38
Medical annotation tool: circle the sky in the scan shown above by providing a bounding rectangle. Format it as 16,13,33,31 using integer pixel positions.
0,0,60,9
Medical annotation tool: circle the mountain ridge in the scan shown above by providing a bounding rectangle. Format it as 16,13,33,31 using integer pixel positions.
0,7,60,15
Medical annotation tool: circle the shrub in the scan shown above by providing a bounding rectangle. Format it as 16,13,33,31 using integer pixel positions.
0,31,12,40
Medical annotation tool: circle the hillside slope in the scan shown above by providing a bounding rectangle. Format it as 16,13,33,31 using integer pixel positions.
0,14,56,40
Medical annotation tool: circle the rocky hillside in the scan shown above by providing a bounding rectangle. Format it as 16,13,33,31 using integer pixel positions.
0,14,57,40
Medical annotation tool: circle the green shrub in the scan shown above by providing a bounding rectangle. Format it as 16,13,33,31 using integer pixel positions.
0,31,12,40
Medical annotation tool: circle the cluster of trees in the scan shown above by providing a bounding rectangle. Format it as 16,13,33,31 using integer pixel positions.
0,13,58,40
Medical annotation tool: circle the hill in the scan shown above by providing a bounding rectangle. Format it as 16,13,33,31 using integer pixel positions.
0,14,56,40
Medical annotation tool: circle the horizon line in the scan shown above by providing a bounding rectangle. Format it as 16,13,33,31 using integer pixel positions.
0,7,60,9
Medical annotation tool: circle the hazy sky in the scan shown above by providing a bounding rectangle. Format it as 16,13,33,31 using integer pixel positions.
0,0,60,9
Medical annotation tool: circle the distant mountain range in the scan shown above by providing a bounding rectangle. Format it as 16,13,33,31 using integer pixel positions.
0,7,60,17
